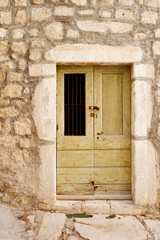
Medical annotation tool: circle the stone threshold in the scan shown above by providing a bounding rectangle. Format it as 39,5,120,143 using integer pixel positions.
38,200,148,216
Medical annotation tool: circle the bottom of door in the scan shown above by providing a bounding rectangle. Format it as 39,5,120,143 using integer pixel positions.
56,194,132,200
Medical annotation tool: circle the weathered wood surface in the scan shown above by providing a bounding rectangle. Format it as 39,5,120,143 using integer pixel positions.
57,66,131,198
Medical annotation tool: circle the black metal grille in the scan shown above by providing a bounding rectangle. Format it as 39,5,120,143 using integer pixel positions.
64,73,85,136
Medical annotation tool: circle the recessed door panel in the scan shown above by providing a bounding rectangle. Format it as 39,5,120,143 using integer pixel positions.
102,73,123,135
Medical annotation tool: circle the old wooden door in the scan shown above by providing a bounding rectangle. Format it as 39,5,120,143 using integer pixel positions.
57,66,131,199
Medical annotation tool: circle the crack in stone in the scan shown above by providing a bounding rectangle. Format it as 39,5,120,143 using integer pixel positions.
136,216,155,240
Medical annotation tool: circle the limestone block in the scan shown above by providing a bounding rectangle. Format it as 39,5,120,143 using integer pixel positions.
134,32,147,40
132,140,158,205
66,29,80,39
133,64,155,78
0,136,18,148
109,200,147,215
74,215,148,240
0,70,5,81
78,21,132,33
119,0,134,5
29,28,39,37
106,22,133,33
29,48,42,61
144,219,160,239
0,42,8,53
45,48,55,61
32,0,44,4
54,6,74,16
36,213,66,240
29,63,55,77
100,0,113,6
3,119,11,133
45,22,63,40
141,11,158,24
115,9,134,20
0,28,8,38
82,201,110,214
14,0,27,6
71,0,87,6
0,11,12,24
153,41,160,55
90,0,96,6
18,59,27,70
0,98,10,106
0,56,9,61
0,0,10,6
155,29,160,38
131,80,152,137
15,10,27,25
11,149,28,161
1,61,16,70
78,9,94,16
31,7,52,21
23,87,30,96
148,0,160,7
12,99,25,108
20,138,30,148
32,77,56,141
11,42,27,55
1,84,23,98
0,107,19,117
26,215,36,226
99,10,111,18
31,39,45,48
55,44,143,63
12,29,25,39
77,20,106,33
0,204,25,239
38,145,56,202
14,118,32,135
52,201,82,213
7,72,23,82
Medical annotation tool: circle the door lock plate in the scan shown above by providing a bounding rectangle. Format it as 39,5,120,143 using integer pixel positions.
90,113,97,118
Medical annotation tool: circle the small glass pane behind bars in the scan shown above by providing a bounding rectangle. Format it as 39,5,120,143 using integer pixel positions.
64,73,85,136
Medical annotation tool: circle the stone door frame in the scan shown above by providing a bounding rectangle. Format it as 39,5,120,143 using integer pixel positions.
32,44,158,213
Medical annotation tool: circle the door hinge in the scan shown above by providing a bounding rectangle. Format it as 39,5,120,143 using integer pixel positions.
57,124,58,130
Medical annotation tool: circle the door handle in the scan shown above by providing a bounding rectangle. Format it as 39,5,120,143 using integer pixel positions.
89,106,100,111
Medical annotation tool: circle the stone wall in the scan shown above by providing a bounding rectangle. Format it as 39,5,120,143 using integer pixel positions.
0,0,160,209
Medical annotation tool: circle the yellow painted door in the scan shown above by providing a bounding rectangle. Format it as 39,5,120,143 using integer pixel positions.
57,66,131,199
57,66,95,196
94,66,131,198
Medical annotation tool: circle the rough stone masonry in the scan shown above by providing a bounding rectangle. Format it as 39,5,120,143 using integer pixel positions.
0,0,160,214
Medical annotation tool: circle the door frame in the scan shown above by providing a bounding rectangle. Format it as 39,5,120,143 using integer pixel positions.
33,44,158,210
